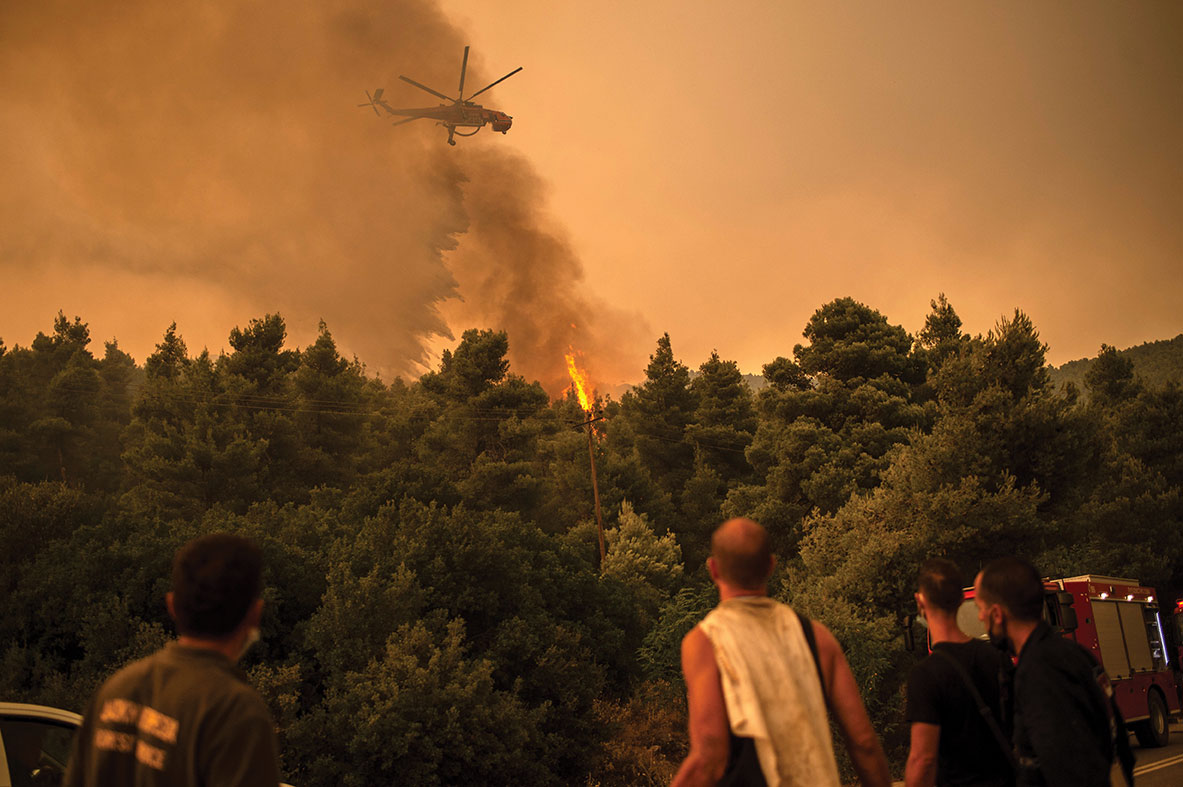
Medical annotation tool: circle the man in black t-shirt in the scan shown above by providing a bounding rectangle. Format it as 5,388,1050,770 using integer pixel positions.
905,558,1013,787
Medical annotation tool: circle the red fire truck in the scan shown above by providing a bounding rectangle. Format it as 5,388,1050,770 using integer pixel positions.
954,574,1181,747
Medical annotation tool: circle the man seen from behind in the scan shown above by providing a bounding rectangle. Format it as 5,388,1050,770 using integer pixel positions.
65,533,281,787
671,518,890,787
905,558,1013,787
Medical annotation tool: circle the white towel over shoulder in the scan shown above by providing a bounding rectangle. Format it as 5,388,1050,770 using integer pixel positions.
699,597,841,787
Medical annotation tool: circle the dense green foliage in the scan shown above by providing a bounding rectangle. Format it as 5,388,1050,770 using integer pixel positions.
1,301,1180,783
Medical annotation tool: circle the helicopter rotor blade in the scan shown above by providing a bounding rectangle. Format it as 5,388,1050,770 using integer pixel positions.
398,75,454,103
391,116,424,127
464,67,522,102
458,46,469,101
357,90,381,116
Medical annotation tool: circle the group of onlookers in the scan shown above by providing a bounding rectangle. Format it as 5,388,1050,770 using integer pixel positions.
54,522,1133,787
672,519,1133,787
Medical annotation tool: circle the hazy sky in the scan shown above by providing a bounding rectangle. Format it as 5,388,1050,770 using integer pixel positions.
442,0,1182,372
3,1,1180,390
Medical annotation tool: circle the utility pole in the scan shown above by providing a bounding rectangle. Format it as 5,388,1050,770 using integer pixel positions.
582,415,606,563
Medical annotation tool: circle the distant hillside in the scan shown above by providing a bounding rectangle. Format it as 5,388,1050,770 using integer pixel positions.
606,340,1181,401
1049,334,1183,391
743,373,768,391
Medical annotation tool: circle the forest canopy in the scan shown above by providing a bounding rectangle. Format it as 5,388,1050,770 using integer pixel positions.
1,298,1180,785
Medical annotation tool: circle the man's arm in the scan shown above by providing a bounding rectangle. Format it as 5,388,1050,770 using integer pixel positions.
904,722,939,787
813,621,891,787
671,626,730,787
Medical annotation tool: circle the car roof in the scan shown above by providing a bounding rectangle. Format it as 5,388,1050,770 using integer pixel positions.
0,702,82,726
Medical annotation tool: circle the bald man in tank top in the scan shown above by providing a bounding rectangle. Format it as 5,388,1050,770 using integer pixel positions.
672,518,890,787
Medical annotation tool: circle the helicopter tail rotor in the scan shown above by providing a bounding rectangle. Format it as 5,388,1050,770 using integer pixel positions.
357,88,387,116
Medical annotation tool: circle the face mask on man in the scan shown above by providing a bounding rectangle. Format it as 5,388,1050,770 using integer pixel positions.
985,614,1012,655
237,627,261,661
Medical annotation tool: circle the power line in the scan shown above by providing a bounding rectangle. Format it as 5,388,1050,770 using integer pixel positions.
16,382,756,453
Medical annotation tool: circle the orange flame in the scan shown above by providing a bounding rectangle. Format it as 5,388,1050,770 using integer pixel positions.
564,350,593,412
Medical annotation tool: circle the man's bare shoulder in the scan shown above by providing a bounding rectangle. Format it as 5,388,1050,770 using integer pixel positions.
808,618,842,658
682,624,712,656
682,625,725,683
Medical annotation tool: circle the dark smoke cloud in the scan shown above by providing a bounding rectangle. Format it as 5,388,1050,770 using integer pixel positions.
0,0,646,392
441,147,650,395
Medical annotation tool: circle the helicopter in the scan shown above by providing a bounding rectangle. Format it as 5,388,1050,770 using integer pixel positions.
358,46,521,145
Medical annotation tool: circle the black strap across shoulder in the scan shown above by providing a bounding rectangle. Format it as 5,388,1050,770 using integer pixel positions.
931,647,1017,771
796,611,827,706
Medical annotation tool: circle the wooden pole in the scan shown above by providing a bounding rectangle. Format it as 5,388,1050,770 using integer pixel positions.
587,421,606,563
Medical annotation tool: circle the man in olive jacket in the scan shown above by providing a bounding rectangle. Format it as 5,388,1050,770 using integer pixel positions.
65,533,281,787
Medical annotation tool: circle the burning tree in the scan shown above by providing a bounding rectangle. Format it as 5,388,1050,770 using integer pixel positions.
565,349,606,562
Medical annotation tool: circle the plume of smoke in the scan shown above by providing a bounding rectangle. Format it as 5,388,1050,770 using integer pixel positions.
440,147,649,396
0,0,646,390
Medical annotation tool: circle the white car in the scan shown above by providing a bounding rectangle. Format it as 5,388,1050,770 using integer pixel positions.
0,702,81,787
0,701,295,787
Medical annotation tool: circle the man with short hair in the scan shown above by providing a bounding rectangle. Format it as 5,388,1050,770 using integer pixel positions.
973,556,1113,787
671,518,890,787
905,558,1012,787
65,533,281,787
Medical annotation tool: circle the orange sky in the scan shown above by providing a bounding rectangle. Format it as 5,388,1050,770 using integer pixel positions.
441,1,1183,371
3,1,1181,387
